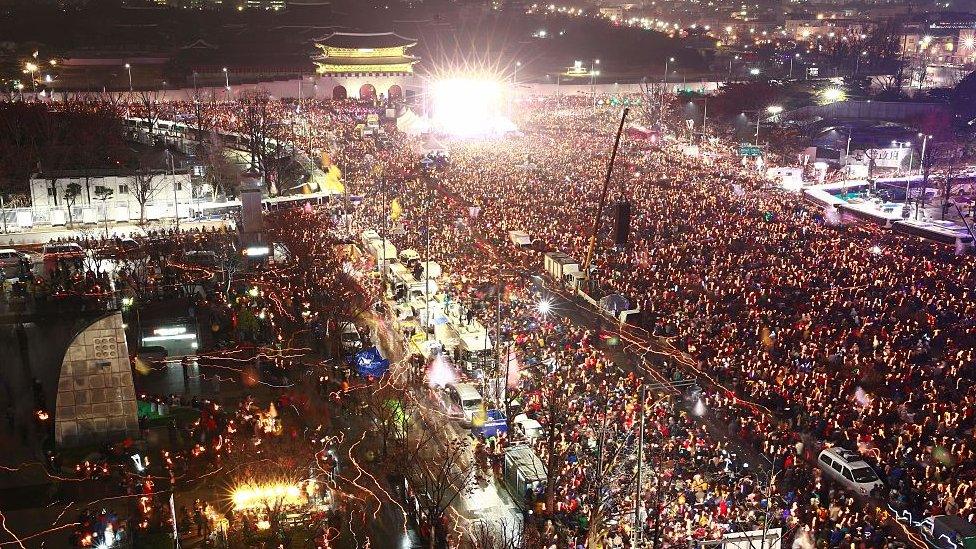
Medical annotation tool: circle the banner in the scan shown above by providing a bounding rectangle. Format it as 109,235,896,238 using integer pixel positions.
865,147,911,169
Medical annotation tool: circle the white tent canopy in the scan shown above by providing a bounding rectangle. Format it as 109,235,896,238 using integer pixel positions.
396,108,430,136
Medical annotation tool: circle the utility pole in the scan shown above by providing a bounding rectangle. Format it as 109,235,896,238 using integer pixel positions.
633,384,647,546
424,174,432,334
168,151,180,232
701,99,708,143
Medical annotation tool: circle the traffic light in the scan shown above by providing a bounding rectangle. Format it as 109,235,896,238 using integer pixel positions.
613,200,631,247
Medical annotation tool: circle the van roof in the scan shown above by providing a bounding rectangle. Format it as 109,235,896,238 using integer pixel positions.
822,447,870,466
451,383,482,400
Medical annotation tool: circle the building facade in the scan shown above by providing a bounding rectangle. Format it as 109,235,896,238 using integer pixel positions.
311,32,421,100
900,16,976,67
29,169,195,227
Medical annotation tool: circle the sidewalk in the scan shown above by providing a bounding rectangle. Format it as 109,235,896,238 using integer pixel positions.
1,219,228,247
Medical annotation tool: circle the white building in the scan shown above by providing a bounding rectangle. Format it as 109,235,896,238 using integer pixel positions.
29,169,195,227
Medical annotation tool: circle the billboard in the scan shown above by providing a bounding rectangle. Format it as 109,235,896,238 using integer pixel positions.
865,147,911,169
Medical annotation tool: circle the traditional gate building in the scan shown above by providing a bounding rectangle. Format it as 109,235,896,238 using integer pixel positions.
312,32,422,101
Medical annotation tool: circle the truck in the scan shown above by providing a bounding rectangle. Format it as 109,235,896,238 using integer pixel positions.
543,252,584,291
923,515,976,549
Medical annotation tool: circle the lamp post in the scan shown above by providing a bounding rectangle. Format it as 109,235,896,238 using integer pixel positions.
223,67,230,100
661,57,675,128
513,61,521,116
729,55,739,79
591,59,600,109
855,50,867,77
918,132,930,176
25,62,37,93
166,150,180,231
125,63,133,94
756,105,783,146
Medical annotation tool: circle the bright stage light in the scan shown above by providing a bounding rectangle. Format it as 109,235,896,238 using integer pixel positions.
430,77,513,138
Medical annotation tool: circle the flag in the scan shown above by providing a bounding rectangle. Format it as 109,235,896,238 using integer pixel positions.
324,165,344,194
133,356,152,375
390,198,402,221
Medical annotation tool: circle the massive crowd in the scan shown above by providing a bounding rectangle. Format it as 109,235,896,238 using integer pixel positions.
50,91,976,547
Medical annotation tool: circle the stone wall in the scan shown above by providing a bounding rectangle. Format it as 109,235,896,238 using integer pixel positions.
54,312,139,447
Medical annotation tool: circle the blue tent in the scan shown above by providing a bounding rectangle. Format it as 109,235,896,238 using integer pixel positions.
352,347,390,378
472,409,508,439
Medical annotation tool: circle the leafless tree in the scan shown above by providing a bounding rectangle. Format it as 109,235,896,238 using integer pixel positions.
362,384,409,460
393,416,475,549
138,89,162,137
236,88,273,174
200,131,241,199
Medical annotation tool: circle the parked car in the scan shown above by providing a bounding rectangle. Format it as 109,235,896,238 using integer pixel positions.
0,248,25,268
41,242,84,259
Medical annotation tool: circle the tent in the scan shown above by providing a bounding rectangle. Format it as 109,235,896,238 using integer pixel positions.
599,293,631,317
351,346,390,378
396,109,430,136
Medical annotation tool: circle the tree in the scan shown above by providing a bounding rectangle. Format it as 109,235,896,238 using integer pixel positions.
363,384,409,461
236,89,273,174
200,131,241,199
393,419,474,549
63,182,81,227
129,148,168,225
138,90,162,138
93,186,114,238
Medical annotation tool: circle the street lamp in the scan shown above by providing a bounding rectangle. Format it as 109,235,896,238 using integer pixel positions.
855,50,868,76
729,54,740,78
124,63,133,94
749,67,761,76
664,56,675,83
591,59,601,109
821,87,845,103
918,132,932,176
24,62,38,93
223,67,230,99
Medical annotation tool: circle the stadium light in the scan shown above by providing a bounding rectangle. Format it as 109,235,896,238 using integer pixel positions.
430,77,506,137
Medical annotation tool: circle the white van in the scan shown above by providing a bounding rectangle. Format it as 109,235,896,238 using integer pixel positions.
339,323,362,353
443,383,483,424
817,447,884,496
0,249,23,268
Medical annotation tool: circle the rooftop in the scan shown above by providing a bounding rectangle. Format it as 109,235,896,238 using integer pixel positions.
314,32,417,49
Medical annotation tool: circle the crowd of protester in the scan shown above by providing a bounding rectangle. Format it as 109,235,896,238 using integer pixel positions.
49,92,976,547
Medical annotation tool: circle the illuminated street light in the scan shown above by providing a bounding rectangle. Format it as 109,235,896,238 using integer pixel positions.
124,63,133,94
537,299,553,316
24,62,37,92
821,87,845,103
767,105,783,115
749,67,761,76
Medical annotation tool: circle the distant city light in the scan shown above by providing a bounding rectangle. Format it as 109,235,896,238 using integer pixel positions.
749,68,761,75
